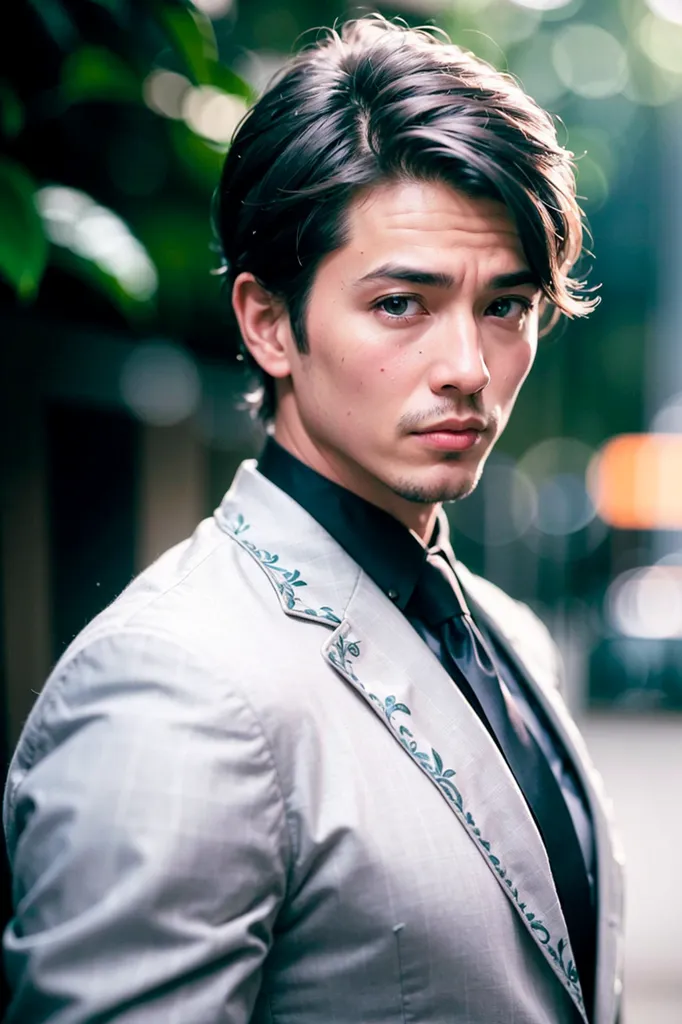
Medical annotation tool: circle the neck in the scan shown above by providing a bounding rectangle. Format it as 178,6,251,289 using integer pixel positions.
272,420,440,543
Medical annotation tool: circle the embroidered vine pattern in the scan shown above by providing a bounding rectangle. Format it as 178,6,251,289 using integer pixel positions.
328,633,361,681
224,513,582,1013
226,514,341,625
331,634,583,1011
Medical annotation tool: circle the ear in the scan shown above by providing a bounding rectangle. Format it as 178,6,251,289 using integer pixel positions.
231,272,295,379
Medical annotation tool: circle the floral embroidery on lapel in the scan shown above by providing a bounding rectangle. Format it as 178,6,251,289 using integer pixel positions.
327,627,584,1014
225,514,341,624
328,633,361,680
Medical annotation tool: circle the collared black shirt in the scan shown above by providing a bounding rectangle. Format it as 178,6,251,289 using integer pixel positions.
258,437,426,611
257,436,595,894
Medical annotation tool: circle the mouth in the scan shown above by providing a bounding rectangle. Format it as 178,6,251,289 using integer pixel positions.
411,419,487,453
412,429,482,452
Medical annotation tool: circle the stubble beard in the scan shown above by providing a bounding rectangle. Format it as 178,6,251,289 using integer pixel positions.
390,453,485,506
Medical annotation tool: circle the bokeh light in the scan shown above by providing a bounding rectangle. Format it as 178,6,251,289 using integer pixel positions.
519,436,594,481
143,70,192,120
645,0,682,26
453,457,537,546
191,0,235,18
447,0,496,12
535,472,596,535
537,0,584,18
36,186,158,301
471,2,541,47
552,23,629,99
509,0,574,10
607,566,682,639
651,392,682,432
144,71,248,146
517,437,598,542
589,434,682,529
567,124,615,208
513,30,566,107
637,13,682,76
182,86,247,144
120,342,201,426
625,57,682,105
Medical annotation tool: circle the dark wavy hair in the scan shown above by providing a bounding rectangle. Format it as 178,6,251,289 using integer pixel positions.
214,16,594,422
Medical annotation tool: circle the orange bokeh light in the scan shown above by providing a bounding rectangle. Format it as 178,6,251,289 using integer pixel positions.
588,434,682,529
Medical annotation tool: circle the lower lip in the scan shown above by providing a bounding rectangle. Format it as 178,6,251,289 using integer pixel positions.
413,429,482,451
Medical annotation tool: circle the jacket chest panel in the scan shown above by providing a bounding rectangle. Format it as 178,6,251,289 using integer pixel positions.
258,697,576,1023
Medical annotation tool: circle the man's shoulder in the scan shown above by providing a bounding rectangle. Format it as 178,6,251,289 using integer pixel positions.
13,514,290,755
4,513,309,830
68,512,277,659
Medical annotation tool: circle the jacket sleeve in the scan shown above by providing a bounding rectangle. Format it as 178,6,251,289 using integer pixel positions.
2,629,291,1023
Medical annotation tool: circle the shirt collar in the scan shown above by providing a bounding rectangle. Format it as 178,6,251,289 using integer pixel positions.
257,436,428,610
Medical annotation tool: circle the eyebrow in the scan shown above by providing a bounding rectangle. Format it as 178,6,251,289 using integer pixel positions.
355,263,540,291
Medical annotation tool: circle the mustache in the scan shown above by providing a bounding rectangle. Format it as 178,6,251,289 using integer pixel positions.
398,400,498,434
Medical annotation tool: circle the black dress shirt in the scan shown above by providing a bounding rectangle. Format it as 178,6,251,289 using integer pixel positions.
257,436,596,902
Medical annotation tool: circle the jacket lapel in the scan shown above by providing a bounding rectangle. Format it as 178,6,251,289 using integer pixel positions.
457,563,625,1024
216,464,587,1022
322,570,588,1023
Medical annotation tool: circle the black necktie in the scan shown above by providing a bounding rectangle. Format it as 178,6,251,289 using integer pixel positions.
411,549,596,1021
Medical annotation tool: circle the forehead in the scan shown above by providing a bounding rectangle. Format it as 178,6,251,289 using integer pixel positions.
341,179,525,269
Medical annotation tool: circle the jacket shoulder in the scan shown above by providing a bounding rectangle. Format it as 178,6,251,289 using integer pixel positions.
56,513,277,666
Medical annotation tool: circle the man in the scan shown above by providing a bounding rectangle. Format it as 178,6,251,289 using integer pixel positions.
3,16,624,1024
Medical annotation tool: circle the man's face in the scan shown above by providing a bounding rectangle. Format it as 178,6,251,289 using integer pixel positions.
271,180,541,528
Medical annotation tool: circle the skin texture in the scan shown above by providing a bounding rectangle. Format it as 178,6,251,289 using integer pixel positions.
232,180,541,541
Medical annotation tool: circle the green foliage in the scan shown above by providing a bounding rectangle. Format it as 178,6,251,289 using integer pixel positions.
170,120,225,190
0,84,25,137
0,160,48,300
159,4,219,84
27,0,78,50
87,0,129,16
61,46,141,104
3,0,251,306
158,4,253,100
50,245,156,324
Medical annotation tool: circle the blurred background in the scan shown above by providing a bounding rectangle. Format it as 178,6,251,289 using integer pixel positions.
1,0,681,1018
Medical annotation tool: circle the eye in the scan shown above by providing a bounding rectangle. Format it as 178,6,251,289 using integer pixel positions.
374,294,425,319
486,296,532,320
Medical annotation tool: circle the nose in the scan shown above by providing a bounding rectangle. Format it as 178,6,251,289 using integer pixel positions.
426,313,490,397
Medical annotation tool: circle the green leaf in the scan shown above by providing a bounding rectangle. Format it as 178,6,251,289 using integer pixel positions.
170,120,224,190
88,0,129,16
209,63,254,103
61,46,141,104
50,246,155,324
159,5,218,85
27,0,78,50
0,84,25,137
158,4,253,101
0,160,47,299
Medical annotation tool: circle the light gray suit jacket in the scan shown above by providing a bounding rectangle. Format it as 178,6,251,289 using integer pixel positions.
3,461,625,1023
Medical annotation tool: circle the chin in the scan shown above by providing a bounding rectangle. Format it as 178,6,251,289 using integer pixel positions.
391,466,482,506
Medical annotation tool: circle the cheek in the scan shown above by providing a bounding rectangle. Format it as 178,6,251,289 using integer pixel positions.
306,319,406,400
504,337,536,388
